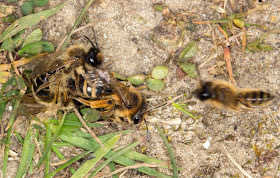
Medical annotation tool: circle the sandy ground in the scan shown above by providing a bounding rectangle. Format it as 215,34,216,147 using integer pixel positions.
1,0,280,177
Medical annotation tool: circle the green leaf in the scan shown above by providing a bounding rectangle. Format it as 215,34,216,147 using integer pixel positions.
33,0,49,7
127,75,145,85
80,108,100,122
1,35,22,52
113,72,127,80
257,44,274,51
71,135,121,178
36,112,66,168
42,42,54,52
178,62,198,79
172,102,197,120
1,14,17,23
22,29,42,55
89,139,142,177
21,1,34,16
151,65,168,79
59,132,170,177
15,128,38,178
146,78,165,92
60,0,95,50
46,151,91,178
153,4,163,11
178,42,198,62
0,2,65,43
233,19,245,28
18,41,54,55
157,126,178,178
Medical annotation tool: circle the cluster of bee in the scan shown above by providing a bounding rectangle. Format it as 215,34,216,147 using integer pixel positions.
20,37,146,124
19,35,275,125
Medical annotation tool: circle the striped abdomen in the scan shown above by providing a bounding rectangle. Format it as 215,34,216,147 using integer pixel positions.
237,90,274,108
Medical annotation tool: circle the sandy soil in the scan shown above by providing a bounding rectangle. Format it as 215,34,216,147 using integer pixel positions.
1,0,280,177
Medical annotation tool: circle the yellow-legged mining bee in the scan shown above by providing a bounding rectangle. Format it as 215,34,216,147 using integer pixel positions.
194,80,275,111
20,37,146,124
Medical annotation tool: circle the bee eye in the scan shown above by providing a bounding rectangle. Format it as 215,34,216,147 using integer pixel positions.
134,117,140,124
126,105,132,109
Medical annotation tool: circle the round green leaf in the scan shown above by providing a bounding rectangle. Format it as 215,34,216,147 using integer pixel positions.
113,72,127,81
42,41,54,52
22,29,43,55
33,0,49,7
178,42,198,62
146,78,165,92
233,19,245,28
178,62,198,79
152,65,168,79
81,108,100,122
21,1,34,16
127,75,145,85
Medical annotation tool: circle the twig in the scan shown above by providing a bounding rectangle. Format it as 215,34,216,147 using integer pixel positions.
35,137,42,157
104,163,163,177
9,52,20,77
222,144,253,178
73,108,105,149
223,46,236,84
268,110,280,134
147,94,185,113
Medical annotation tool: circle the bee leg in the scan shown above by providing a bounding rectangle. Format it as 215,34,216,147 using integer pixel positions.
136,86,147,90
100,109,114,116
74,97,114,109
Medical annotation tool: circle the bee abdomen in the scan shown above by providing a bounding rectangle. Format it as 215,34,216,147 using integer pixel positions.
237,90,274,106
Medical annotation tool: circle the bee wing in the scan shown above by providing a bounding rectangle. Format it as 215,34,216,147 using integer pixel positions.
16,94,49,115
25,51,76,80
95,68,130,108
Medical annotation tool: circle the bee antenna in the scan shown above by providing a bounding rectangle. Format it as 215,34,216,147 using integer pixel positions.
84,36,98,49
144,119,150,142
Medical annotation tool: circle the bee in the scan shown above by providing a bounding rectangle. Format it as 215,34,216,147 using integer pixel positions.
194,80,274,111
20,37,146,124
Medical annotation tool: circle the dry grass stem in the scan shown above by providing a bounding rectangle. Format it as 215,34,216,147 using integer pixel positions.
222,144,253,178
35,137,42,157
105,163,163,177
73,108,105,149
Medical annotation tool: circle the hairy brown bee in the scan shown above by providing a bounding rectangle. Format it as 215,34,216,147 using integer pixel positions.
20,38,146,124
194,80,274,111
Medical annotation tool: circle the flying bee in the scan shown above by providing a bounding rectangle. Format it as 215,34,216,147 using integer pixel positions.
194,80,275,111
20,37,146,124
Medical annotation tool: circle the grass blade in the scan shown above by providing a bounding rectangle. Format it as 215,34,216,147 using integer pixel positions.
59,133,171,177
157,125,178,178
36,112,66,167
89,139,143,177
71,134,121,178
0,2,66,43
15,128,39,178
46,151,91,178
44,122,52,176
108,162,118,178
60,0,96,50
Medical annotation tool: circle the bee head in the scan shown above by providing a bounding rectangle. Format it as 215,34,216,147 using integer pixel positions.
84,36,103,67
131,103,146,124
195,81,212,101
114,85,146,124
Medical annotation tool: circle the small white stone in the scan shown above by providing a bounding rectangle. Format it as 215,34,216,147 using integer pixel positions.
8,106,13,111
203,140,210,149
